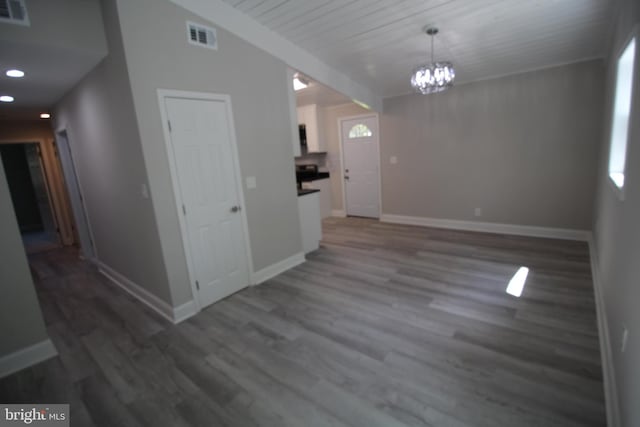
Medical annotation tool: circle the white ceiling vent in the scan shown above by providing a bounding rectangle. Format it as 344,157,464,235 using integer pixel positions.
0,0,29,26
187,21,217,50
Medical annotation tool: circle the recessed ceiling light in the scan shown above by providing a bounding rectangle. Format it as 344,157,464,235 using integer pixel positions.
0,95,15,103
6,69,25,78
40,113,51,119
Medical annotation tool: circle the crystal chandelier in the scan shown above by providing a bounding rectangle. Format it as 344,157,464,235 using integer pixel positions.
411,27,455,94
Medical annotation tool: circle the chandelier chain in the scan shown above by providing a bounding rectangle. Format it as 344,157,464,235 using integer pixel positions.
431,33,434,63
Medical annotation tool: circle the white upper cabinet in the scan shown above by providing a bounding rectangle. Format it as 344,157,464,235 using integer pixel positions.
297,104,327,153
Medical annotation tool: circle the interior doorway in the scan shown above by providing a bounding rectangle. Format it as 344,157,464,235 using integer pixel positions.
0,142,62,253
340,114,381,218
55,130,96,261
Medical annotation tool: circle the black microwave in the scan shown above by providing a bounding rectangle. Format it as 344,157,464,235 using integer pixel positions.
299,124,307,146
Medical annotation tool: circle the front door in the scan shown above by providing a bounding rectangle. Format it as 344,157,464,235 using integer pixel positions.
164,95,250,308
341,115,380,218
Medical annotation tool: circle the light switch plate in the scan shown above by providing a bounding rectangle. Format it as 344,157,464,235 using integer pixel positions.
390,156,398,164
246,176,257,189
141,183,149,199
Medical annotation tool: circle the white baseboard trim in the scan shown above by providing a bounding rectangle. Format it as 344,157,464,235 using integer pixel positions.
380,214,590,241
172,300,199,324
588,237,620,427
98,261,174,323
98,261,197,324
251,252,305,285
0,339,57,379
331,209,347,218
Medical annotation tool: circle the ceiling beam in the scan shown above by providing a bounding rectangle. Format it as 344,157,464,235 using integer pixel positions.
169,0,383,112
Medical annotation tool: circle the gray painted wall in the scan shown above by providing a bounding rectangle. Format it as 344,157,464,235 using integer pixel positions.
0,159,48,358
381,60,604,230
0,0,108,108
0,0,106,52
115,0,302,305
53,0,173,304
592,0,640,425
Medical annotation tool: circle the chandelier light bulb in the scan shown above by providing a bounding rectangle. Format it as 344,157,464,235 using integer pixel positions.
411,27,456,95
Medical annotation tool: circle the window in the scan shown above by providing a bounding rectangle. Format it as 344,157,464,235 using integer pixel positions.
608,34,636,197
348,123,372,139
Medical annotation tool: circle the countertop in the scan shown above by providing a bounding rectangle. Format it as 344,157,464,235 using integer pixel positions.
297,188,320,197
297,172,330,182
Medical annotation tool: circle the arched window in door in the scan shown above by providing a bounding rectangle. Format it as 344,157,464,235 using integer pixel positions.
348,123,372,139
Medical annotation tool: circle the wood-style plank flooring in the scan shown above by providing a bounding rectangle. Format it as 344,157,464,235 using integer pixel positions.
1,217,606,426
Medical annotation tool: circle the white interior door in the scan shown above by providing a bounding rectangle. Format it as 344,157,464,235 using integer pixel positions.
341,116,380,218
164,95,250,308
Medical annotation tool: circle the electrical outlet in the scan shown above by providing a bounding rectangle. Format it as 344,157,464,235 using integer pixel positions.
141,183,149,199
390,156,398,164
474,207,482,217
621,326,629,353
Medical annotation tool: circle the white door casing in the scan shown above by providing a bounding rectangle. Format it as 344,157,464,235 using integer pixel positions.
160,91,251,310
55,130,96,261
340,115,381,218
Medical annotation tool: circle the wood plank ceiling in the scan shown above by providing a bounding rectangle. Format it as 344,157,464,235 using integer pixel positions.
222,0,615,98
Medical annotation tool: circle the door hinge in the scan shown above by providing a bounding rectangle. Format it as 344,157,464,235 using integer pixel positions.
182,204,186,215
195,280,200,290
168,120,172,132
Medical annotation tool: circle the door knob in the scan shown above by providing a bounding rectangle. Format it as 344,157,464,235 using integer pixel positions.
230,205,241,213
344,176,350,180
